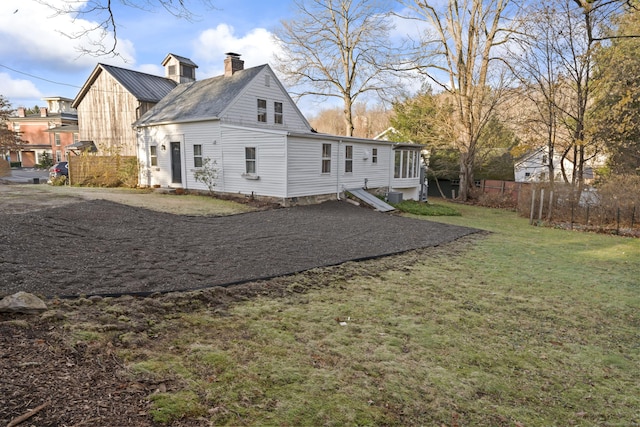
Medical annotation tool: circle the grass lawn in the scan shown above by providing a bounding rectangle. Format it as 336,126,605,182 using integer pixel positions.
78,200,640,426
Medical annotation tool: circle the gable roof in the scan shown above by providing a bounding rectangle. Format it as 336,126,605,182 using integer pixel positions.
73,64,177,107
162,53,198,68
133,64,269,127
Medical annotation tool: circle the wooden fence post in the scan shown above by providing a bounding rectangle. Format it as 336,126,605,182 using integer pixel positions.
538,188,545,224
529,188,536,226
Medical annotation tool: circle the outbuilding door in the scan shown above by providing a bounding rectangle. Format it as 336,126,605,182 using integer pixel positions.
170,142,182,184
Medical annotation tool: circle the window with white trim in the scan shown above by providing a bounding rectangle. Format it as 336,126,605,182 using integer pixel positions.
372,148,378,164
193,144,203,167
394,149,419,178
150,146,158,166
345,145,353,173
245,147,256,174
322,143,331,173
54,133,61,146
274,102,283,124
257,99,267,122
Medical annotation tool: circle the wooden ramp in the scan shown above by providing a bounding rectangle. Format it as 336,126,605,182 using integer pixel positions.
346,188,395,212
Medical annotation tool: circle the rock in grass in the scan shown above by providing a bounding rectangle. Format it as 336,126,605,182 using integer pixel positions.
0,291,47,313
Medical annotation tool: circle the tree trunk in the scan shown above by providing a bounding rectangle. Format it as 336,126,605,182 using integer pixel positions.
458,151,474,201
343,95,354,137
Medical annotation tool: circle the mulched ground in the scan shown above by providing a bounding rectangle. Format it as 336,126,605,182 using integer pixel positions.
0,199,478,298
0,198,480,426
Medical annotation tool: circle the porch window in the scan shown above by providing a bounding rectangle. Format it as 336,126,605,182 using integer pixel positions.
274,102,283,124
345,145,353,173
193,144,203,167
150,146,158,166
321,143,331,173
394,149,419,179
257,99,267,122
245,147,256,174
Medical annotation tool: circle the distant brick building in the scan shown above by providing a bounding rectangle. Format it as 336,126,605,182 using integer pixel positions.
6,97,78,167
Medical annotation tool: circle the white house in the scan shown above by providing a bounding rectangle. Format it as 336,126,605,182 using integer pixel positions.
133,53,423,205
514,146,605,184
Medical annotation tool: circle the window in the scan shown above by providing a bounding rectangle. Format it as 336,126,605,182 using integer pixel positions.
56,150,61,162
274,102,283,124
542,154,548,165
394,149,419,179
245,147,256,174
345,145,353,173
150,146,158,166
193,144,203,167
181,65,194,79
322,143,331,173
372,148,378,164
257,99,267,122
13,123,20,133
168,65,176,75
54,133,61,146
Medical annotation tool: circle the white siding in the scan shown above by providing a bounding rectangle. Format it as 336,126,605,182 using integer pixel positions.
221,68,310,133
219,125,288,198
138,122,222,189
286,136,394,198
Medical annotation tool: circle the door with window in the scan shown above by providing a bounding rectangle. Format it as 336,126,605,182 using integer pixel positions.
170,142,182,184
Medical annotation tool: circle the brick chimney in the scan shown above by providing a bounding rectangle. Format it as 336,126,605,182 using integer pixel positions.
224,53,244,77
40,107,48,117
17,107,25,117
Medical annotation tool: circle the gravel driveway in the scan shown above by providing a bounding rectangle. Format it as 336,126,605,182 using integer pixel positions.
1,195,478,297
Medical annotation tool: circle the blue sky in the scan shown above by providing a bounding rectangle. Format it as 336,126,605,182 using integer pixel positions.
0,0,319,114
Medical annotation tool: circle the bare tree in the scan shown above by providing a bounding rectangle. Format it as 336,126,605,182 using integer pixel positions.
513,0,634,195
508,1,566,190
273,0,402,137
36,0,214,56
397,0,517,201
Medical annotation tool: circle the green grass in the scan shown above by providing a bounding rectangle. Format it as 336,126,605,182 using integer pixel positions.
108,200,638,426
392,199,461,216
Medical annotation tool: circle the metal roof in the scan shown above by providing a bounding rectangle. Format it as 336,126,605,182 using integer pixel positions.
134,65,268,127
161,53,198,68
100,64,177,103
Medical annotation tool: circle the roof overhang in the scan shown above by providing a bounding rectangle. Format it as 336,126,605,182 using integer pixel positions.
66,140,97,153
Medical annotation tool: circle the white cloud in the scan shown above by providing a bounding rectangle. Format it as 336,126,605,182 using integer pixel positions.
191,24,281,78
0,0,135,72
0,73,42,99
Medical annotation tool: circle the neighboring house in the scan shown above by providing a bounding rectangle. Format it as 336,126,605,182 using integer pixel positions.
133,53,423,204
515,147,570,183
72,54,191,156
6,97,78,166
515,146,605,184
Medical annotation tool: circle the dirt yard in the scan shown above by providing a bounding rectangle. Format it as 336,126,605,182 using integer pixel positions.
0,183,481,426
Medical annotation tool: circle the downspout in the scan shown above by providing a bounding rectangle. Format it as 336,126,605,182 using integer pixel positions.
284,134,289,202
388,143,394,194
336,139,342,200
